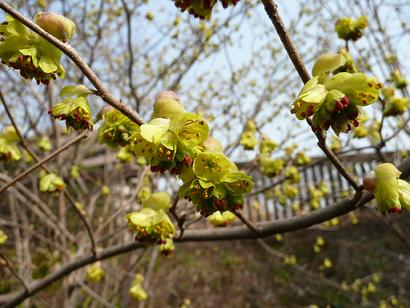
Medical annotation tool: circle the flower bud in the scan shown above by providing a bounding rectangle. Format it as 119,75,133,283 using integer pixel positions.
0,229,7,245
39,172,65,192
203,136,223,152
86,262,105,283
34,12,76,42
142,192,171,211
364,163,410,214
152,90,185,119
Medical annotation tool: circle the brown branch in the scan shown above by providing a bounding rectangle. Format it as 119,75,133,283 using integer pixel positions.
0,1,145,125
0,132,88,193
261,0,361,192
261,0,310,83
234,211,262,235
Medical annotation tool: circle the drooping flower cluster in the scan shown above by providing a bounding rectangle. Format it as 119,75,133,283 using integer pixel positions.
86,262,105,283
0,13,75,84
173,0,240,19
335,16,368,41
129,274,148,302
179,151,253,216
127,208,175,244
240,120,257,150
98,108,139,148
363,163,410,214
381,87,410,117
132,112,209,174
49,85,94,131
126,91,254,217
390,70,408,89
291,53,382,135
39,172,65,193
0,126,21,162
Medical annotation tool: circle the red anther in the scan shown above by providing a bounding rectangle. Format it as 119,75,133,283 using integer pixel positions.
347,124,352,131
324,121,331,130
182,154,193,166
335,100,344,111
341,96,350,106
307,105,314,116
388,207,401,214
301,112,306,117
347,111,359,120
353,119,360,127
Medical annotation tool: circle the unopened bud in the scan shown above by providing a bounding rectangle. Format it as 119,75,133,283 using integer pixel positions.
152,90,185,119
34,12,76,42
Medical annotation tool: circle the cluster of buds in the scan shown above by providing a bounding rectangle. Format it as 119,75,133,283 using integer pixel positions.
295,151,311,165
240,119,257,150
49,85,94,131
39,172,65,193
335,15,368,41
86,262,105,283
208,210,236,227
98,107,139,148
280,182,299,199
129,274,148,302
259,134,278,154
363,163,410,214
381,87,409,116
258,156,284,177
127,208,175,244
0,126,21,162
0,13,75,84
173,0,240,19
390,70,408,89
309,182,329,210
179,151,253,216
383,97,410,117
291,53,381,135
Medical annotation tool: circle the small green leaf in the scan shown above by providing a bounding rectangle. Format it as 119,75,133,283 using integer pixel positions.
312,53,346,77
60,85,94,98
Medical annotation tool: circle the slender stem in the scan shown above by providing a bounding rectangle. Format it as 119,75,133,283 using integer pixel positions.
0,251,29,293
261,0,310,83
0,132,88,193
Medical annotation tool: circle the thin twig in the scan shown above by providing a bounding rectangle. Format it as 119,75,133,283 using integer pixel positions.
0,251,29,293
0,132,88,193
